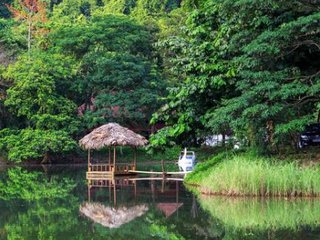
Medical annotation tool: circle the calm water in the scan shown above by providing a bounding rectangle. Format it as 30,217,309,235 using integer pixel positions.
0,166,320,240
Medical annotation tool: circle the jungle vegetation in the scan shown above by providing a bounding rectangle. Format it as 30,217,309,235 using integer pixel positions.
0,0,320,163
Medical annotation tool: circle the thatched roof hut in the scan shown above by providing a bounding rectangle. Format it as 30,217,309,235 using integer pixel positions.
80,202,148,228
79,123,148,150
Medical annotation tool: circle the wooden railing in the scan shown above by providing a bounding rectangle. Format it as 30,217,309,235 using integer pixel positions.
86,171,113,180
114,164,136,173
89,164,113,172
88,178,136,187
88,163,136,174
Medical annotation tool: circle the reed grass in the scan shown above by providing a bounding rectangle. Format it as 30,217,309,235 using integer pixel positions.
184,152,228,185
187,154,320,197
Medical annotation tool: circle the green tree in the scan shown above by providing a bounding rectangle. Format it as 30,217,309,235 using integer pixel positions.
53,14,165,130
152,0,320,151
0,50,79,162
150,0,232,147
205,0,320,150
0,0,193,161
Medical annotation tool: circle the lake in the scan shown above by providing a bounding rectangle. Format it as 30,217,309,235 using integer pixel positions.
0,166,320,239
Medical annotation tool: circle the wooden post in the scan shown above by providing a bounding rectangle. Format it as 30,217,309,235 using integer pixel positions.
88,149,91,172
109,180,111,202
134,180,137,200
113,179,117,208
161,160,165,176
88,184,91,202
108,147,111,169
176,181,179,204
133,147,137,170
176,180,179,217
151,178,155,203
113,146,116,173
161,178,165,193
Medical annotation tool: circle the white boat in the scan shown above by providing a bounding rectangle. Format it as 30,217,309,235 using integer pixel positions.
178,148,196,172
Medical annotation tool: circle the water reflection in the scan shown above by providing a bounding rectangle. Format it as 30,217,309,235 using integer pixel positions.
198,196,320,239
0,167,217,240
80,202,149,228
84,178,187,224
2,166,320,239
81,177,213,239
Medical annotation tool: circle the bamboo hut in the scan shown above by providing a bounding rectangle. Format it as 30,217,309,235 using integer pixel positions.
79,123,148,178
80,202,148,228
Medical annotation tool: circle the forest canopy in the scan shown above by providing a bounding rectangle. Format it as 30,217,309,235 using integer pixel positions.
0,0,319,162
150,0,320,151
0,0,191,162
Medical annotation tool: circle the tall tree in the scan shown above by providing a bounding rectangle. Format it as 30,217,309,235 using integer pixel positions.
6,0,47,52
151,0,320,151
53,14,165,131
0,50,79,162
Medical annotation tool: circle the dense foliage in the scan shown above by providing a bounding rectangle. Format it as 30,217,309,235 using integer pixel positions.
0,0,186,162
151,0,320,151
52,14,164,129
1,0,320,161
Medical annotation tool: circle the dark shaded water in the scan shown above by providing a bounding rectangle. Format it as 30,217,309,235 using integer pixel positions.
0,166,320,239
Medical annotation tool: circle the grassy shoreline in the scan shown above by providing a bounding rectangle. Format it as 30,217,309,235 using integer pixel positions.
185,152,320,197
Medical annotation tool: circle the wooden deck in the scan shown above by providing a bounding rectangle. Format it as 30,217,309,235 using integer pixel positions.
87,164,190,181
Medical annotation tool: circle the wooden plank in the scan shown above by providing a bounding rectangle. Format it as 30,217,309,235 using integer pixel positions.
133,177,184,181
128,170,191,175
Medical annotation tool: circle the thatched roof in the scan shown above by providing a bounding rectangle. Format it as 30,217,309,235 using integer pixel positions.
80,202,149,228
79,123,148,150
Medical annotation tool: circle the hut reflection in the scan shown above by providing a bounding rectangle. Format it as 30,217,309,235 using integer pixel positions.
82,177,188,228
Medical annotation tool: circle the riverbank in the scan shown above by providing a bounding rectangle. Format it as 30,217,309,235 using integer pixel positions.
185,152,320,197
0,146,217,165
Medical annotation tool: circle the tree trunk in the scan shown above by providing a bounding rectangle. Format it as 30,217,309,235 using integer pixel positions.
266,120,274,145
27,17,32,54
222,133,226,147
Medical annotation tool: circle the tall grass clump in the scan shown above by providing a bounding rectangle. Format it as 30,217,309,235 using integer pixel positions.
187,154,320,197
184,151,229,185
